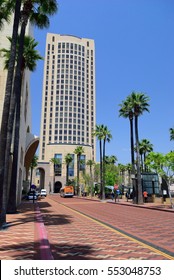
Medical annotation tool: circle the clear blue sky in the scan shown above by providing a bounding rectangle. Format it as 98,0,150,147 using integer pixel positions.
30,0,174,164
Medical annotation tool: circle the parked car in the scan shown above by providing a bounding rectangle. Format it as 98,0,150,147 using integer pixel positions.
27,191,37,200
40,189,47,197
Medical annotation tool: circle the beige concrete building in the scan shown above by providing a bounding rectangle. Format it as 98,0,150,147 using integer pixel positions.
36,33,96,193
0,20,39,205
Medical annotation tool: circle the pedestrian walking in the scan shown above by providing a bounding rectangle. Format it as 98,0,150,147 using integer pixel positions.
115,189,120,202
143,190,148,203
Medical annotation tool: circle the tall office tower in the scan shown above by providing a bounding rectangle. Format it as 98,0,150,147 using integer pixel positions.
38,33,96,192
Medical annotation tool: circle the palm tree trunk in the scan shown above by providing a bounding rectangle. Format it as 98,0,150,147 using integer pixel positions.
0,0,21,226
130,118,135,170
2,19,27,218
130,117,136,203
102,139,106,200
77,155,80,195
99,139,103,198
7,93,21,213
135,115,143,204
66,164,69,185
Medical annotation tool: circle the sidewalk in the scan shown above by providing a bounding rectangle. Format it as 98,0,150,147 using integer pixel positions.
79,195,174,213
0,196,173,260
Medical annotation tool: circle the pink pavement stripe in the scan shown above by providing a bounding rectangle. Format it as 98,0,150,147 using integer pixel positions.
35,204,54,260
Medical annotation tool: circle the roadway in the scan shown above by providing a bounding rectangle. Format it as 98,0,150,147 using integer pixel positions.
38,195,174,260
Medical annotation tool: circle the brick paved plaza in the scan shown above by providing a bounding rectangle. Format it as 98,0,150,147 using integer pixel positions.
0,195,174,260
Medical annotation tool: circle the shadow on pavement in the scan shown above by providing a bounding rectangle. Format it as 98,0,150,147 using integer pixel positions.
50,243,97,260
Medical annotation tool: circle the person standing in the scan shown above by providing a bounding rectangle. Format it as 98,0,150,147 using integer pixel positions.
115,189,120,202
143,190,148,203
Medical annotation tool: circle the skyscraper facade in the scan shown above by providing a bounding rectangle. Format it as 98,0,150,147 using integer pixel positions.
37,33,96,192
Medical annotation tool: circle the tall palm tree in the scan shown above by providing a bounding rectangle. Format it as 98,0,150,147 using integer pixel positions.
64,153,73,185
1,36,43,213
169,127,174,141
0,0,22,227
74,146,85,195
0,0,58,226
93,125,104,197
119,96,135,173
102,125,112,200
86,159,95,196
130,92,150,204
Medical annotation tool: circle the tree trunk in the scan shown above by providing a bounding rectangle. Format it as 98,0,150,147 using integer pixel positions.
66,164,69,185
99,140,103,198
0,0,21,227
102,139,106,200
130,117,135,170
77,155,80,195
135,115,143,204
4,20,27,215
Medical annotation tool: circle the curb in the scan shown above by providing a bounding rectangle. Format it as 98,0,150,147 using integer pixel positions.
35,204,54,260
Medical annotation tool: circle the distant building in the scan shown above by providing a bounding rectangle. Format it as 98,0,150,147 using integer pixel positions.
0,19,39,204
36,33,96,193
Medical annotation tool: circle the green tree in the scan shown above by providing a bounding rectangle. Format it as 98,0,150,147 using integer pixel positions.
0,0,22,227
93,124,112,199
29,154,38,187
130,92,150,204
0,0,14,29
74,146,85,195
64,153,73,185
86,159,95,196
93,125,104,197
105,155,117,165
139,139,153,172
119,96,135,173
145,151,174,207
50,157,61,191
102,125,112,199
0,0,58,226
1,36,42,214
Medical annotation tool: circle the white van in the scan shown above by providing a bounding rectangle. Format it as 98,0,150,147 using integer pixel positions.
40,189,47,197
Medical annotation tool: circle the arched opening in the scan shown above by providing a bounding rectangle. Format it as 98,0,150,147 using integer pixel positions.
54,181,62,193
35,168,45,190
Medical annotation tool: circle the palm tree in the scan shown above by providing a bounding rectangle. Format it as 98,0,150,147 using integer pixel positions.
64,153,73,185
130,92,150,204
102,125,112,200
119,96,135,173
139,139,153,172
74,146,85,195
105,155,117,165
0,0,58,226
0,0,14,30
50,157,61,192
86,159,95,196
1,36,42,214
169,127,174,141
0,0,22,227
93,125,104,197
